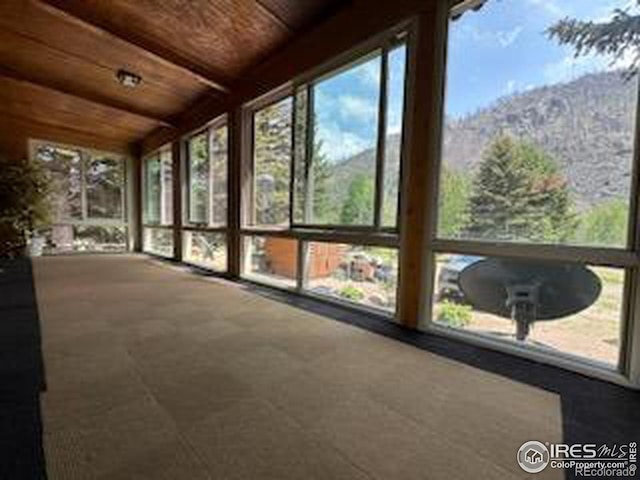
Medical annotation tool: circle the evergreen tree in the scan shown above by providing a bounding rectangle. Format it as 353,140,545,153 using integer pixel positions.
465,135,575,243
438,167,471,238
548,2,640,79
340,174,374,225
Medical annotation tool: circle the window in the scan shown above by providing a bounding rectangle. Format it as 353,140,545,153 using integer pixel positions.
182,118,229,271
427,0,639,369
303,242,398,312
143,228,173,258
143,148,172,225
242,32,407,316
187,132,209,224
437,1,637,248
186,122,229,227
34,142,127,254
210,125,228,226
293,42,407,228
86,156,124,220
183,231,227,271
242,235,297,288
252,98,293,227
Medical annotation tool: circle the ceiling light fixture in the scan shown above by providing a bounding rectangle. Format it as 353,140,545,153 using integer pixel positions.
116,69,142,88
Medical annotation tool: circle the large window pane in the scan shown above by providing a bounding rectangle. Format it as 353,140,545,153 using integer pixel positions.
303,242,398,312
160,149,173,225
143,227,173,258
303,55,381,225
36,145,82,221
242,235,297,288
253,98,292,226
184,231,227,271
42,225,126,254
431,254,623,366
86,155,123,220
144,155,162,224
438,1,637,248
188,132,209,224
211,125,228,226
382,44,407,227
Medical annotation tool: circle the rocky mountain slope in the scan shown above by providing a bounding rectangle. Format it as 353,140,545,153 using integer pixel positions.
334,70,637,209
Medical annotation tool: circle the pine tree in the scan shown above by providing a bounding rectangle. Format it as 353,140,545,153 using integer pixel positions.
340,174,374,225
465,135,576,243
548,3,640,79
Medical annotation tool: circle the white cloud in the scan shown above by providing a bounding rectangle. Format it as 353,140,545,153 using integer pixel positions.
354,60,381,89
505,79,517,95
338,95,377,123
496,26,523,47
459,24,523,48
316,121,371,162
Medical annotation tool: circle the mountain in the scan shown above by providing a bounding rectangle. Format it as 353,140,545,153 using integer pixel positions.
333,70,637,209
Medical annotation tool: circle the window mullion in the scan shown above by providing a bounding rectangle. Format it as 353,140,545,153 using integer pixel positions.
374,46,389,230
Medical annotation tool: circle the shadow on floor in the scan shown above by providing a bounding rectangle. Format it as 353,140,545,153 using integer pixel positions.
239,279,640,480
0,258,47,479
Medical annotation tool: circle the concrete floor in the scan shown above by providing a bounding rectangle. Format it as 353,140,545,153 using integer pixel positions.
34,254,563,479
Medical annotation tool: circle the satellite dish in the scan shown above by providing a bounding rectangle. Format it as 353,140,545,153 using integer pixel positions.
459,257,601,341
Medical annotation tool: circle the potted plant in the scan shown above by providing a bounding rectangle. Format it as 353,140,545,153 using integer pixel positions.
0,156,50,258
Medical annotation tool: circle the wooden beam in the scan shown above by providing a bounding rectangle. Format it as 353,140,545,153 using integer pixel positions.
0,65,173,127
0,114,134,157
140,0,436,154
36,0,230,94
397,7,447,328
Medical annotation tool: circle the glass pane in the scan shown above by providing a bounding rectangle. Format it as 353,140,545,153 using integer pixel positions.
36,145,82,221
143,227,174,258
304,54,381,225
144,155,161,224
160,149,173,225
86,156,123,219
382,44,407,227
253,98,292,226
431,254,623,366
292,87,308,224
41,225,126,253
188,132,209,223
211,125,228,226
303,242,398,312
183,231,227,271
438,0,637,248
242,235,297,288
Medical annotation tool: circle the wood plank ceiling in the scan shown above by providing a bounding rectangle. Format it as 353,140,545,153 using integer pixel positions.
0,0,347,158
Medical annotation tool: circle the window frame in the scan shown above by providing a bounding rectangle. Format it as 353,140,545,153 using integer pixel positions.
419,0,640,382
30,138,129,229
288,38,409,233
238,25,410,318
181,115,230,271
142,146,173,227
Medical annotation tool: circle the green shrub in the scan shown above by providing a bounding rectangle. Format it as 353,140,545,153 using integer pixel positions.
339,285,365,302
437,300,472,328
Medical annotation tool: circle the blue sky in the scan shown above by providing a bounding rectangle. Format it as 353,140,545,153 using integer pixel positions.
312,0,635,162
446,0,636,118
314,46,406,163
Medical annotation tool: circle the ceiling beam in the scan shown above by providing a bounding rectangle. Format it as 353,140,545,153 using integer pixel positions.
0,113,135,156
140,0,435,154
35,0,230,94
0,65,174,127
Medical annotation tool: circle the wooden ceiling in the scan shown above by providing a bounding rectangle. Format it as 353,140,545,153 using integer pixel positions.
0,0,347,158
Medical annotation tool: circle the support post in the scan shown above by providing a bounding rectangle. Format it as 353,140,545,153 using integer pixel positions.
397,6,447,328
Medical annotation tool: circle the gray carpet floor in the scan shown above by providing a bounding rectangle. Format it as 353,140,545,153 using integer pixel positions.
34,254,563,479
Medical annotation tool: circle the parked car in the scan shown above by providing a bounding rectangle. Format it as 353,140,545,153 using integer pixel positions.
437,255,483,301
